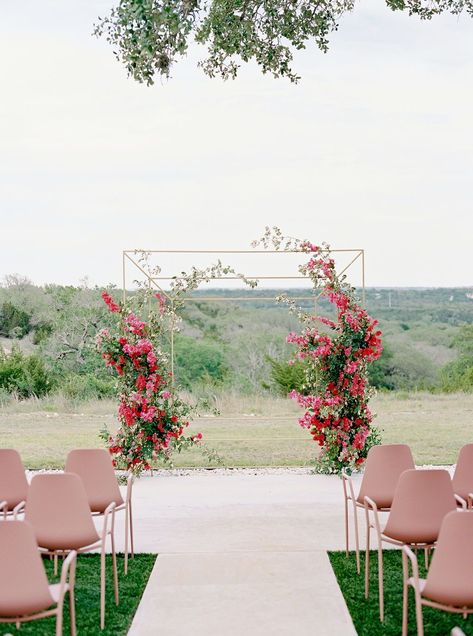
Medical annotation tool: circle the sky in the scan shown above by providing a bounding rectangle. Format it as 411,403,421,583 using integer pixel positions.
0,0,471,289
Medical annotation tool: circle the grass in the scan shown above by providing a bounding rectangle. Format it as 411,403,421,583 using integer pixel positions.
329,550,473,635
1,391,473,468
1,553,156,635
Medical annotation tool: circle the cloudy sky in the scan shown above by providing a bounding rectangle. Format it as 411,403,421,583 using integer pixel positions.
0,0,471,288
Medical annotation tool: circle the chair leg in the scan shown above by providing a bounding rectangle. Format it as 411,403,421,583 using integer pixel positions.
129,499,135,557
344,492,349,558
100,546,106,629
402,551,408,636
414,589,424,636
54,553,58,576
378,541,384,622
124,501,130,575
364,508,371,598
352,500,361,575
111,516,119,605
69,588,76,636
56,605,63,636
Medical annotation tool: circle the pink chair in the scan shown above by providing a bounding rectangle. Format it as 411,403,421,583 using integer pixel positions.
25,472,118,630
0,520,76,636
65,449,135,574
0,448,29,518
342,444,415,573
365,469,458,621
452,444,473,507
402,510,473,636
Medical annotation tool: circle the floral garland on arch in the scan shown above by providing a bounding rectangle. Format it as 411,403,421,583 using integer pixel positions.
253,227,383,474
96,291,201,475
96,258,257,476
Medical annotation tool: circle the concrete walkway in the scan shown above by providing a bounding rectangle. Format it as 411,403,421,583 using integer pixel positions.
116,470,362,636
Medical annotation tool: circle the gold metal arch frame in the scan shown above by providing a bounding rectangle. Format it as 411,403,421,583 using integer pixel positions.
122,248,365,300
122,248,365,375
121,247,365,467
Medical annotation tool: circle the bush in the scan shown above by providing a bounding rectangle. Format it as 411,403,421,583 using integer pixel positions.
60,373,116,400
368,344,397,390
174,335,228,388
0,347,53,398
440,325,473,392
32,321,53,345
265,355,307,395
441,357,473,392
0,302,31,338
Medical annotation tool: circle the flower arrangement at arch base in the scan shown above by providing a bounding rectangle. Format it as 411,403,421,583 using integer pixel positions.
96,291,202,476
255,228,383,474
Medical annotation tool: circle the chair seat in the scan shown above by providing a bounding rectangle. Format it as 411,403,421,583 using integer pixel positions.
36,526,100,551
421,573,473,607
89,493,124,514
2,496,26,511
357,493,393,509
0,586,54,618
383,527,437,545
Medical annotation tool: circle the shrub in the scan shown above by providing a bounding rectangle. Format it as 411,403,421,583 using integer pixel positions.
368,343,397,390
60,373,116,400
32,321,53,345
0,347,53,398
0,302,31,338
266,355,307,395
440,325,473,392
174,335,228,388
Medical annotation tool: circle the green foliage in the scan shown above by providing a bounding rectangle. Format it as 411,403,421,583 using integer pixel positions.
330,549,473,635
440,324,473,391
3,554,156,635
174,334,228,387
0,347,53,398
0,301,31,338
95,0,473,85
60,373,116,400
266,355,307,395
32,321,53,345
368,343,396,390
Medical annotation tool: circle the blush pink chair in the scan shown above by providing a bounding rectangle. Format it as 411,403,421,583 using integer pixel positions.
342,444,415,573
452,444,473,507
25,472,118,630
402,510,473,636
364,469,458,621
65,449,135,574
0,448,29,518
0,520,76,636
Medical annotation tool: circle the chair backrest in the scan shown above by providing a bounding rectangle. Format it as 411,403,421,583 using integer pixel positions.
357,444,415,509
452,444,473,500
0,448,28,510
0,520,53,617
384,469,456,544
25,473,99,551
65,448,123,513
423,510,473,607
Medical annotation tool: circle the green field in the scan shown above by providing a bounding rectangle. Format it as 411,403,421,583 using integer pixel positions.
1,391,472,469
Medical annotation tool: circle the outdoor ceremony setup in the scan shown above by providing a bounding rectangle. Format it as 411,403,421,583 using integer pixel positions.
1,230,473,636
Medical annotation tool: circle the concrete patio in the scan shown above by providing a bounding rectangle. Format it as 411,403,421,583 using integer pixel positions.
113,469,364,635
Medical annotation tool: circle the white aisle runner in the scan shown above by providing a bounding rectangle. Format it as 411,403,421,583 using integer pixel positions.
119,471,358,636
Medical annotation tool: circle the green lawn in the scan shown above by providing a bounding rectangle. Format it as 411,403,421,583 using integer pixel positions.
1,554,156,636
1,392,473,468
329,550,473,635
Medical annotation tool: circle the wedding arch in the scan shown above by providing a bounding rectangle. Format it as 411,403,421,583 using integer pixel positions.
100,229,381,475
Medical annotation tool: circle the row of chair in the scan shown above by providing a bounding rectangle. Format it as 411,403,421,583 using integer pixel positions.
342,443,473,635
0,448,135,634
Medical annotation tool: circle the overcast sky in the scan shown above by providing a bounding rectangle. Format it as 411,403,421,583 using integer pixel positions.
0,0,471,288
